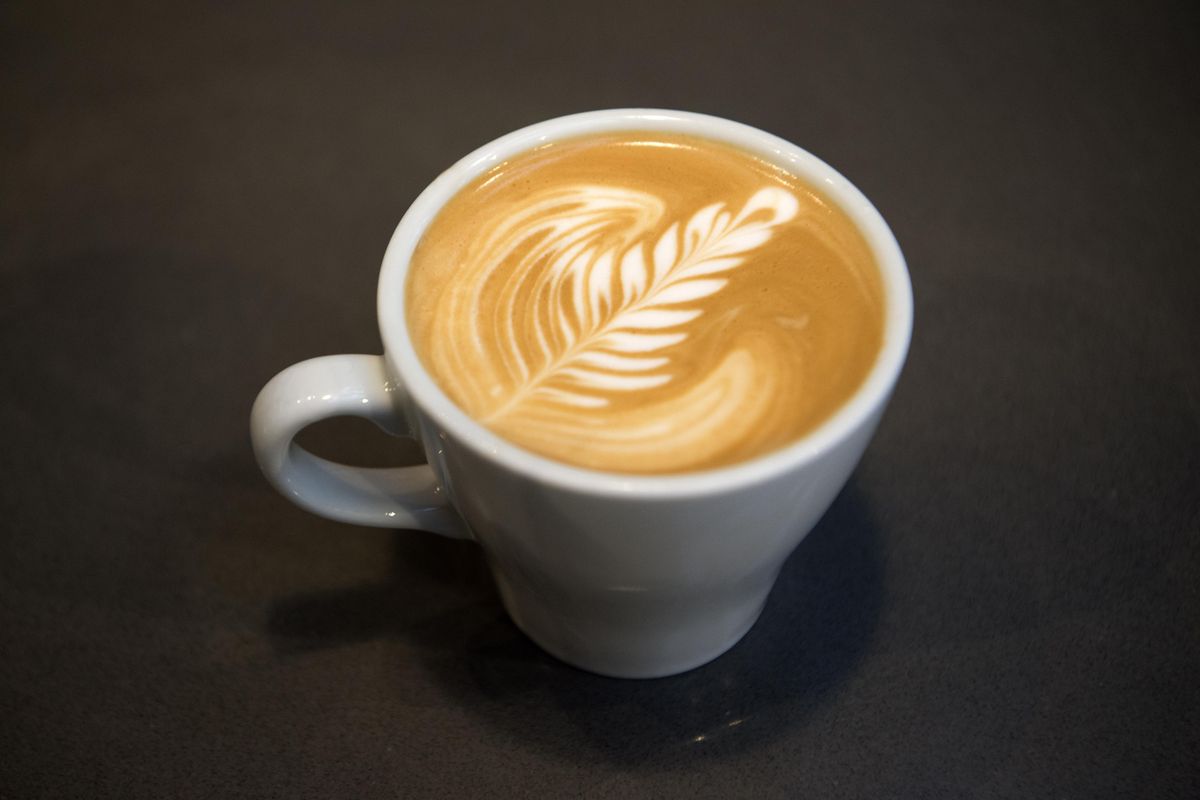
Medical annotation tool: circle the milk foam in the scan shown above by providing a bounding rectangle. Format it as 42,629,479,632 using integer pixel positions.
407,133,884,473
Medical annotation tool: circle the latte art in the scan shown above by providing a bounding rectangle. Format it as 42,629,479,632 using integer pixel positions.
454,184,798,416
407,133,884,473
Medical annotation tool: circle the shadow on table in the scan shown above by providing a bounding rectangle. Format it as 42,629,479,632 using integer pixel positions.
267,479,883,768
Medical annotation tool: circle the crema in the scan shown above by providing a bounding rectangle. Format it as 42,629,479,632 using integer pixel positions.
406,132,884,473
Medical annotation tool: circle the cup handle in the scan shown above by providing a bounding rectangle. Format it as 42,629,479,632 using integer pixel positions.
250,354,469,538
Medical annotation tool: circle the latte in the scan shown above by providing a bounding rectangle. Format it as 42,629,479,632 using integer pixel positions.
405,132,884,474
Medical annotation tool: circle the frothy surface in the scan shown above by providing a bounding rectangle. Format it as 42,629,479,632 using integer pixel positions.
406,132,884,474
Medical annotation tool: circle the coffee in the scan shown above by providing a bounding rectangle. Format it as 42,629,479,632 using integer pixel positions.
406,132,884,474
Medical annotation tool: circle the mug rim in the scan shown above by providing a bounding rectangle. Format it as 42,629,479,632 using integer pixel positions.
377,108,912,498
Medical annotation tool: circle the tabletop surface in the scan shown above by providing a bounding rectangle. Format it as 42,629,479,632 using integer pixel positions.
2,2,1198,797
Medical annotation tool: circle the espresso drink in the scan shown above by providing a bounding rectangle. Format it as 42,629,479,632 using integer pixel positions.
406,132,884,474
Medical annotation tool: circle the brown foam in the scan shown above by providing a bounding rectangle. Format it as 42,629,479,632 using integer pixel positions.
406,132,884,474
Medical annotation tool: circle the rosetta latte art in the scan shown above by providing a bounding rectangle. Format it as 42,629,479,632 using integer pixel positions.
445,185,799,418
409,133,884,473
427,186,802,469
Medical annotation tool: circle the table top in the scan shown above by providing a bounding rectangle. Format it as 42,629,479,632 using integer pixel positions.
3,2,1197,797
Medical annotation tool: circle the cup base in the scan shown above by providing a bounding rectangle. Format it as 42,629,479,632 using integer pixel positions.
493,572,771,679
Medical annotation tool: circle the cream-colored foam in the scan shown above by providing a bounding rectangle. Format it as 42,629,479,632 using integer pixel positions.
406,132,884,474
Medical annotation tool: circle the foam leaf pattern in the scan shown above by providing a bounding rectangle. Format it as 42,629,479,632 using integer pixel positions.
463,185,801,420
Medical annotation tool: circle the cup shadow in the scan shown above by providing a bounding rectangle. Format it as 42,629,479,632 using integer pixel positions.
267,479,883,767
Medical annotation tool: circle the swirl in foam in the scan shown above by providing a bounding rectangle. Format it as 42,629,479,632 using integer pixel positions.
407,133,884,474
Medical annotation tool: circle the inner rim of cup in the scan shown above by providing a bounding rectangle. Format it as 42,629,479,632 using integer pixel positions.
377,109,912,498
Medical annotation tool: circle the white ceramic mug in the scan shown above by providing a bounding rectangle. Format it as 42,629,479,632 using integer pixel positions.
250,109,912,678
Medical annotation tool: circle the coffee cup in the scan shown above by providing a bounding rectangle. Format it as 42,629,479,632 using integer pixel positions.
250,109,912,678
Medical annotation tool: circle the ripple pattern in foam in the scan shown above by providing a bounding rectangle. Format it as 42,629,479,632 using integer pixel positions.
406,133,884,474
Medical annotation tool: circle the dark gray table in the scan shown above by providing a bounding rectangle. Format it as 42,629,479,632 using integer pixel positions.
3,2,1197,797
